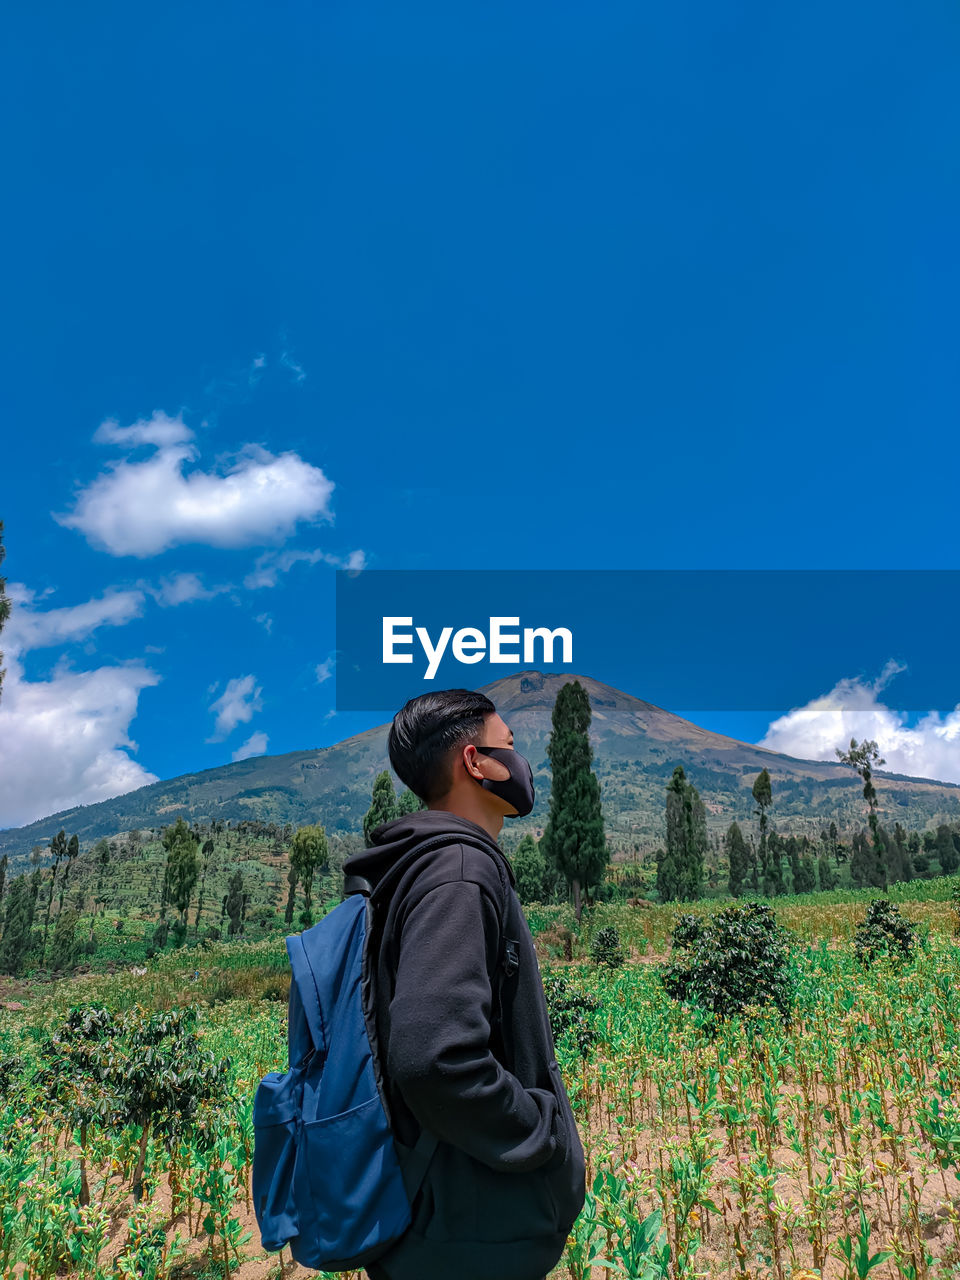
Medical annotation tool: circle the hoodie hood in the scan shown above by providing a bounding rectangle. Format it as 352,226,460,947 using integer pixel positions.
343,809,515,892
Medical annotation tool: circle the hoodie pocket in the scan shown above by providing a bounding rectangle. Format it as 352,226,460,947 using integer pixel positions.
418,1141,561,1245
544,1062,587,1231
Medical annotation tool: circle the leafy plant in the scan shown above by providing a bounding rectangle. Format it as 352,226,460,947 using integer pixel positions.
659,901,794,1024
544,975,601,1057
853,898,916,966
590,924,624,969
831,1208,893,1278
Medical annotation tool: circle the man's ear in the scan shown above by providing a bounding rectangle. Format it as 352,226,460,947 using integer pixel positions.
462,742,485,779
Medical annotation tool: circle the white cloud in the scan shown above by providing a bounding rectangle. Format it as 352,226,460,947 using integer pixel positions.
315,654,335,684
0,654,160,828
232,731,269,762
94,410,193,449
255,613,273,634
0,587,158,828
760,663,960,784
208,674,262,740
147,572,225,607
244,546,367,590
4,584,146,651
57,413,335,557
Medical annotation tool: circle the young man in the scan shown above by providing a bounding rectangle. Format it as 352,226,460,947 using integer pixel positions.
343,689,586,1280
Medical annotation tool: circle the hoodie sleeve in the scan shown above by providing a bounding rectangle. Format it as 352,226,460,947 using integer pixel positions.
384,877,562,1173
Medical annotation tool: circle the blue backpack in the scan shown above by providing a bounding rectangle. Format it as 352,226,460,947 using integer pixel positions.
252,832,507,1272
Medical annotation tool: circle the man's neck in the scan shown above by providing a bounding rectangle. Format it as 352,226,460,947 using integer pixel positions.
427,797,503,841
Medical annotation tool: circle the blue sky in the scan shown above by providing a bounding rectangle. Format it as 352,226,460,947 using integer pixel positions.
1,2,958,827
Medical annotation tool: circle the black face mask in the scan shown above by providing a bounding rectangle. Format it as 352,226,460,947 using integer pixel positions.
474,745,535,817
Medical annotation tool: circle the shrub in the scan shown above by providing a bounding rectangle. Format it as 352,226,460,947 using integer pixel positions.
660,901,794,1024
854,898,917,966
590,925,624,969
544,975,601,1058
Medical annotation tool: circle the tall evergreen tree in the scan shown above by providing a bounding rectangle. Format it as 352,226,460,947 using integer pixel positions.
225,870,245,936
511,833,548,905
194,838,215,938
364,771,399,842
284,863,298,926
850,830,884,889
827,821,847,866
663,765,707,902
752,769,775,895
935,824,960,875
888,822,914,883
817,850,836,891
48,908,79,972
88,840,111,944
836,738,888,890
0,854,6,913
725,821,750,897
540,680,606,921
794,852,817,894
41,829,67,960
290,824,329,928
56,834,80,920
0,876,36,975
161,817,200,938
655,842,681,903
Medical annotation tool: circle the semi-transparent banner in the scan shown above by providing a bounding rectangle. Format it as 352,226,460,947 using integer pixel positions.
335,569,957,713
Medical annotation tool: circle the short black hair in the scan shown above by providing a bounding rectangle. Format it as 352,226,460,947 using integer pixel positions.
388,688,497,802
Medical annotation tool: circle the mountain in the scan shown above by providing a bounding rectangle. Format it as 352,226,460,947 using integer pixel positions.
3,671,959,870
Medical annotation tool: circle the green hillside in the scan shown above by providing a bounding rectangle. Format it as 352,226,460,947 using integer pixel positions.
2,670,959,871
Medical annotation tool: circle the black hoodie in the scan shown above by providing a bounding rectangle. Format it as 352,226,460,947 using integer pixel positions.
342,810,586,1280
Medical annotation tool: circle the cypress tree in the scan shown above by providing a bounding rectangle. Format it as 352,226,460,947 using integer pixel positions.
364,771,399,842
194,838,215,938
828,821,847,866
935,824,960,875
48,907,79,972
56,833,80,919
663,765,706,902
850,830,883,889
725,821,750,897
511,833,548,905
225,870,245,936
0,876,36,975
794,852,817,894
540,680,606,921
752,769,775,895
41,829,67,959
284,863,298,926
161,817,200,939
888,823,914,883
817,851,836,891
836,738,888,890
290,823,329,928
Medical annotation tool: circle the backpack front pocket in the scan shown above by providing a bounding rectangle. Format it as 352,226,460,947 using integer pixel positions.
298,1093,412,1264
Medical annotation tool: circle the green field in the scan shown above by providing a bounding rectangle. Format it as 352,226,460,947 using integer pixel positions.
2,882,960,1279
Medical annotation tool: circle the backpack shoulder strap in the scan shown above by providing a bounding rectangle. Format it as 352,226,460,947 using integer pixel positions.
286,932,327,1058
347,831,514,924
